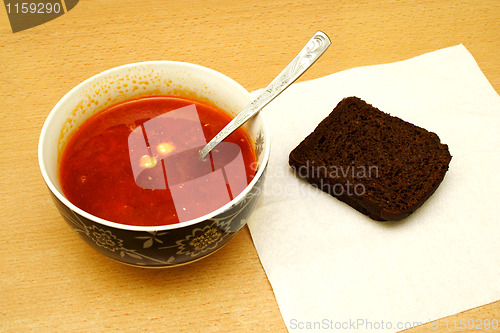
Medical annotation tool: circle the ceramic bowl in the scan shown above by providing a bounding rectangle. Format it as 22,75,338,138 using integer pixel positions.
38,61,270,267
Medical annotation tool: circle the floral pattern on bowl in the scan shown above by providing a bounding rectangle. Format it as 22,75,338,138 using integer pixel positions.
50,170,266,267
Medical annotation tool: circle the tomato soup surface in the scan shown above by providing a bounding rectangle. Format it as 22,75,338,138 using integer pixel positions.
59,96,256,226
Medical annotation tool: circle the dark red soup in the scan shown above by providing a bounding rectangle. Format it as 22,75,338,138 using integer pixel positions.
59,96,256,226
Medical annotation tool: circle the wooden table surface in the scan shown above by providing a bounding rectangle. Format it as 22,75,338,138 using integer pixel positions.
1,0,498,331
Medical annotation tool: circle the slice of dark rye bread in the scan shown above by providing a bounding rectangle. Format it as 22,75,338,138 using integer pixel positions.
289,96,452,221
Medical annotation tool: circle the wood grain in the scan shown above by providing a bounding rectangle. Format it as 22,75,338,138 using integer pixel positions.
0,0,498,331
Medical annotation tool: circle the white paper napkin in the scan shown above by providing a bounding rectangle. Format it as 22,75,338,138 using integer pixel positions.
247,45,500,332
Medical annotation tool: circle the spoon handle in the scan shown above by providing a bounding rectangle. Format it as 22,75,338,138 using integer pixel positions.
200,31,331,159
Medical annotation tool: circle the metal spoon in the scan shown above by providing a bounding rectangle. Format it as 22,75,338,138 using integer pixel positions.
199,31,331,159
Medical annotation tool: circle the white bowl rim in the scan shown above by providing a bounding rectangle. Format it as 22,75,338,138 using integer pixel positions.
38,60,271,232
